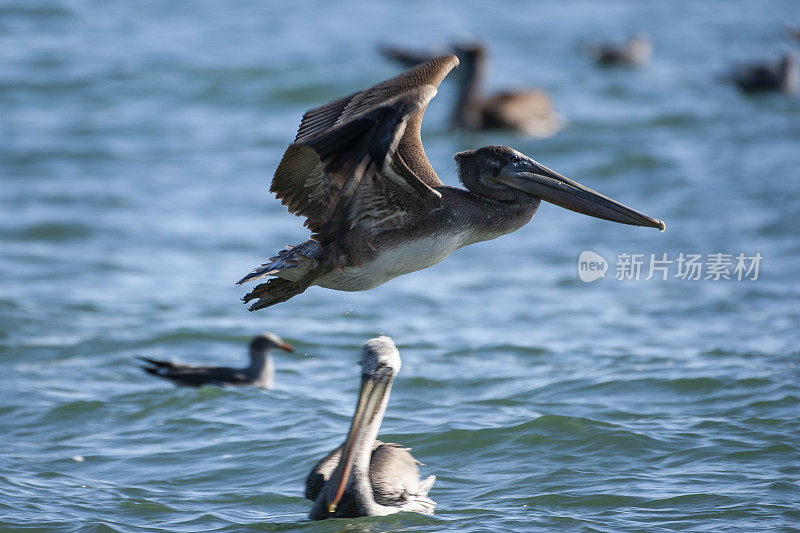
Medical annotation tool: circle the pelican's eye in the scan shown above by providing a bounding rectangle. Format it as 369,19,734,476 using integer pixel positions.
510,154,522,164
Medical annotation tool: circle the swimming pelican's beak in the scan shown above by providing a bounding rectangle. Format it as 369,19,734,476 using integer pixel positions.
325,373,390,514
496,158,666,230
277,342,294,352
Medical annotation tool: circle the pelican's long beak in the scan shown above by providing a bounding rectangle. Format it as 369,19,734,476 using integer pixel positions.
496,158,666,230
278,342,294,353
325,374,390,514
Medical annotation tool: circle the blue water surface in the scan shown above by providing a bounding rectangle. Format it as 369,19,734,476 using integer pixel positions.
2,1,799,531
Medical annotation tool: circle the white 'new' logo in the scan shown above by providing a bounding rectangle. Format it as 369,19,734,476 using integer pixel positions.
578,251,607,282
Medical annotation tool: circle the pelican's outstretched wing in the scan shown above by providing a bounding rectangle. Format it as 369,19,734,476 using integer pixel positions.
270,55,459,263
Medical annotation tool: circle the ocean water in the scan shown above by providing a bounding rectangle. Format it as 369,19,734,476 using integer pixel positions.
2,1,800,531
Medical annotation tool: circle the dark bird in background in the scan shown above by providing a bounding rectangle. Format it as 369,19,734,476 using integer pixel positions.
786,24,800,42
237,55,664,311
305,336,435,520
381,40,563,137
584,34,652,67
724,53,799,95
138,333,293,388
379,42,444,69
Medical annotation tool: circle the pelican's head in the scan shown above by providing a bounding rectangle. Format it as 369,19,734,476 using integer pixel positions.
249,332,293,359
360,336,401,380
455,145,665,230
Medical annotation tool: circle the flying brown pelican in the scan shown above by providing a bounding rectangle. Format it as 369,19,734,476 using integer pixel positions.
584,34,652,67
725,53,799,95
381,41,562,136
238,55,665,311
305,336,435,520
138,333,293,388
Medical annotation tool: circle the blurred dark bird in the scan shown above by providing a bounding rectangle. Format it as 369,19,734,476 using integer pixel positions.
305,336,435,520
381,41,562,137
724,53,799,95
787,24,800,42
138,333,293,388
238,55,665,311
584,34,652,67
379,43,445,68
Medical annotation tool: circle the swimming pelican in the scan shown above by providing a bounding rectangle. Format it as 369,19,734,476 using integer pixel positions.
305,336,435,520
584,34,652,67
238,55,665,310
137,333,293,388
725,53,799,95
381,41,562,136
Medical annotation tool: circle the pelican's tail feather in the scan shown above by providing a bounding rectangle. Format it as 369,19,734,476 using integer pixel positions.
400,475,436,515
242,277,313,311
237,240,322,286
403,494,436,515
238,240,329,310
418,474,436,495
